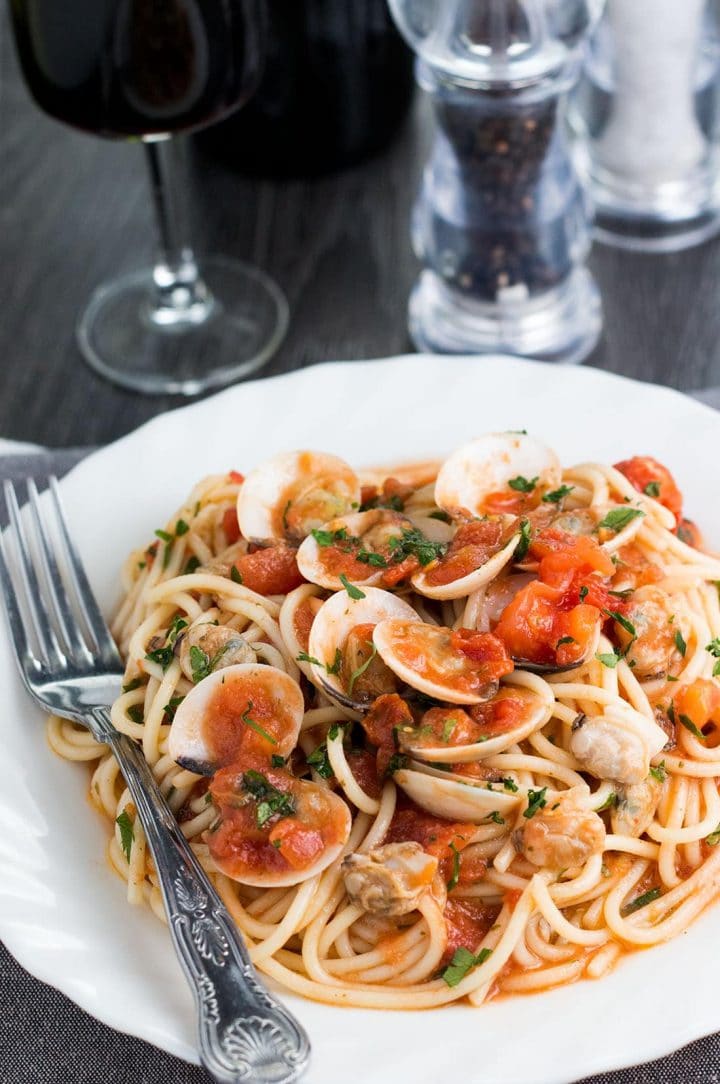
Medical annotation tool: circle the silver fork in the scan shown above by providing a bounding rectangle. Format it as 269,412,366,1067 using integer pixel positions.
0,476,310,1084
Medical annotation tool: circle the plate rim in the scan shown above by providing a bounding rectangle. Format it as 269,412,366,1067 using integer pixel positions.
2,352,720,1083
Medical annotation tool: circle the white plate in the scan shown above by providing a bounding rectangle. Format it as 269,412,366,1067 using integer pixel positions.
2,354,719,1084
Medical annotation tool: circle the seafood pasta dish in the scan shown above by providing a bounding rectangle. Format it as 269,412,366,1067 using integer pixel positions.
49,433,720,1009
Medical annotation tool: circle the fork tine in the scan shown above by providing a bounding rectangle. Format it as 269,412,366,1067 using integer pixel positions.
48,477,122,666
26,479,91,663
2,480,66,668
0,527,36,681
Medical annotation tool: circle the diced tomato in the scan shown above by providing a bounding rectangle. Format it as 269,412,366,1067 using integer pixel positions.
346,748,383,799
362,693,413,774
381,555,420,587
614,456,683,520
232,544,304,595
674,680,720,744
468,692,527,736
442,899,499,964
449,629,515,684
382,477,415,505
531,529,615,582
418,707,480,747
676,518,703,549
494,580,600,667
426,519,511,587
483,489,540,515
385,804,475,879
612,544,662,589
360,484,378,507
267,818,324,869
222,507,241,545
228,470,245,484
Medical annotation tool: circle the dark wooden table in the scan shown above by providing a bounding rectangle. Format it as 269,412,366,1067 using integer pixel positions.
3,7,720,1083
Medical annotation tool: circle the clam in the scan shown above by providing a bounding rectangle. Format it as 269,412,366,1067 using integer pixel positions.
307,586,418,710
512,620,603,676
396,685,552,762
168,663,304,775
296,509,413,590
569,705,668,785
410,518,521,601
373,619,514,705
177,622,255,682
435,433,562,518
208,758,351,887
394,762,521,823
237,450,360,542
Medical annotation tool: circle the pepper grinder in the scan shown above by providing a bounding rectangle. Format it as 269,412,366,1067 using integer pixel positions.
388,0,603,363
572,0,720,252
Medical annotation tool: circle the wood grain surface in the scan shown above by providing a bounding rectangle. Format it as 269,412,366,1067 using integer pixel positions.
2,9,720,451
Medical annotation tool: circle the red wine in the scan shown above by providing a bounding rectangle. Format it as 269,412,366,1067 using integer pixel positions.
9,0,264,139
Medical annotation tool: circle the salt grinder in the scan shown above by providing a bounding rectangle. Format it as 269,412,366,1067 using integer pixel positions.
572,0,720,252
388,0,603,363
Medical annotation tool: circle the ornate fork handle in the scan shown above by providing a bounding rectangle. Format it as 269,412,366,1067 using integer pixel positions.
91,708,310,1084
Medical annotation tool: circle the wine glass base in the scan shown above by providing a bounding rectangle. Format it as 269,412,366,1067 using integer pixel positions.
77,256,289,396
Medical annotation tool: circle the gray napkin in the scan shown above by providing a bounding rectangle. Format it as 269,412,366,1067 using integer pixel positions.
1,440,718,1084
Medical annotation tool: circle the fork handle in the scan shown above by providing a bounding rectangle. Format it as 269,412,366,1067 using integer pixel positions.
91,708,311,1084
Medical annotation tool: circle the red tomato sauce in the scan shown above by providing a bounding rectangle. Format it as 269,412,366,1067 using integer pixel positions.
203,682,288,764
614,455,683,520
442,899,500,964
385,624,513,697
425,519,511,586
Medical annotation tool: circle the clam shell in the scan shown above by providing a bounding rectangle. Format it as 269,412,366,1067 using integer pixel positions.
410,530,520,601
394,766,520,823
435,433,562,518
237,450,360,541
296,509,412,590
307,587,418,710
168,663,304,775
399,685,552,762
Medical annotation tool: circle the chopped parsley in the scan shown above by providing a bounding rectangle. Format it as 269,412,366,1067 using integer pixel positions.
242,769,296,828
230,565,243,584
678,713,706,742
597,792,618,811
596,651,621,669
603,609,636,639
429,510,452,524
622,886,661,915
189,641,234,684
508,475,538,493
523,787,548,819
579,585,589,602
447,843,461,892
542,485,575,504
502,777,519,792
596,508,644,533
297,651,322,667
706,638,720,677
348,643,378,695
706,824,720,846
327,648,343,676
241,701,277,745
674,630,687,657
175,519,190,536
281,500,292,532
649,762,666,783
183,555,201,575
388,527,447,568
385,752,409,775
441,947,493,988
122,676,144,693
271,754,286,768
643,481,661,498
339,573,365,600
306,743,333,779
116,811,134,862
145,616,188,670
356,549,388,568
486,811,506,825
441,717,456,743
514,518,532,562
127,704,144,725
556,636,575,648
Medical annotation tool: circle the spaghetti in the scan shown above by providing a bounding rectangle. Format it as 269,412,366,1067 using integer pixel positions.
48,434,720,1009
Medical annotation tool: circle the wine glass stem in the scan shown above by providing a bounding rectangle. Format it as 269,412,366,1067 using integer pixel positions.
143,138,215,328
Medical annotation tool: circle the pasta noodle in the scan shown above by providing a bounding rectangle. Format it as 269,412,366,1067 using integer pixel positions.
48,436,720,1009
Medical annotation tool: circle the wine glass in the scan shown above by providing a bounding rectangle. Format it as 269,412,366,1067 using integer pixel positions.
9,0,288,396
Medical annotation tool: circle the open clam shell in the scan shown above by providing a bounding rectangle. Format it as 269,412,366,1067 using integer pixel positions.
168,663,304,775
398,685,552,762
512,620,603,676
307,586,418,710
435,433,562,518
237,450,360,542
373,619,512,705
410,529,520,601
296,509,413,590
394,764,522,823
